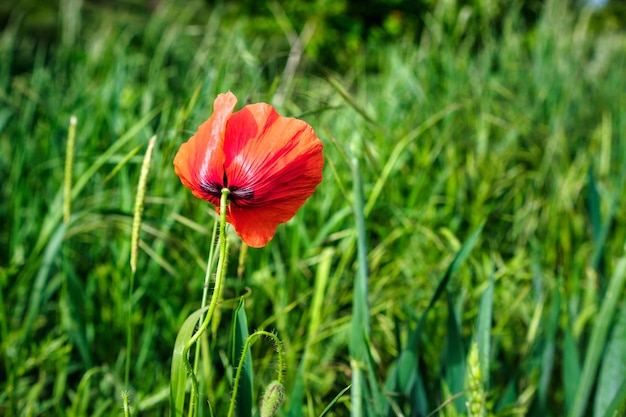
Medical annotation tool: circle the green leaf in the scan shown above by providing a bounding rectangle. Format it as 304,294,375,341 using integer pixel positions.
170,307,208,417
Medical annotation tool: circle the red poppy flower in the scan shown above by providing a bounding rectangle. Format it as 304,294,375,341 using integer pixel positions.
174,91,324,248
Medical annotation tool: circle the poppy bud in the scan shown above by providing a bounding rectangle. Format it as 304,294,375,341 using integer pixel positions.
260,380,285,417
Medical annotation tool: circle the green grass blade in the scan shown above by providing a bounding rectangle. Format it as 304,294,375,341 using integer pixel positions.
170,307,208,417
361,330,386,414
414,222,485,346
588,168,619,275
445,291,465,412
587,169,601,247
593,303,626,417
287,249,333,417
383,222,484,413
537,281,560,413
601,378,626,417
70,367,107,417
326,74,376,125
286,361,305,417
20,223,67,343
563,313,582,412
363,103,461,218
318,385,351,417
232,298,252,417
60,258,92,367
350,367,368,417
349,146,372,417
569,257,626,417
306,249,332,354
475,270,494,387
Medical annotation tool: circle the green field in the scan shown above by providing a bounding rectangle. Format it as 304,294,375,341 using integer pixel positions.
2,1,626,416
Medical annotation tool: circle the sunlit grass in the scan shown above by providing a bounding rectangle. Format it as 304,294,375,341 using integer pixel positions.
1,0,626,416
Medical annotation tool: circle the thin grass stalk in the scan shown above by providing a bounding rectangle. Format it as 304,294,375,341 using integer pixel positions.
127,135,157,388
63,115,77,224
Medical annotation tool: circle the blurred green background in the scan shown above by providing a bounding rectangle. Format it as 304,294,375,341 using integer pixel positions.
1,0,626,416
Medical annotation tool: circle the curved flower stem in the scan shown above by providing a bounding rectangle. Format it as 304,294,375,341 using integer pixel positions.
227,330,285,417
191,218,219,378
183,188,230,416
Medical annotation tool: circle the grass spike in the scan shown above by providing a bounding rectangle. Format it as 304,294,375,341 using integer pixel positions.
63,115,77,224
130,135,157,274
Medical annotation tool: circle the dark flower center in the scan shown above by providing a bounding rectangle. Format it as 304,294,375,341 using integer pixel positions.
200,171,254,203
230,185,254,201
200,181,221,197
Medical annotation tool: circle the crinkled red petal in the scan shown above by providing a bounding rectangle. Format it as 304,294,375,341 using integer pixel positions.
173,92,237,206
224,105,323,247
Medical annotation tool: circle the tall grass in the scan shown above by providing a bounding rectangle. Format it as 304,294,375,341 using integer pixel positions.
1,0,625,416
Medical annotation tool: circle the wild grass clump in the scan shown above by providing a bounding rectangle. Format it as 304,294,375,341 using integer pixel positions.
1,0,625,416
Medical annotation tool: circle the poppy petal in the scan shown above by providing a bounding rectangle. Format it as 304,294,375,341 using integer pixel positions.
225,111,323,200
223,103,279,166
225,113,323,247
174,92,237,205
227,155,322,247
